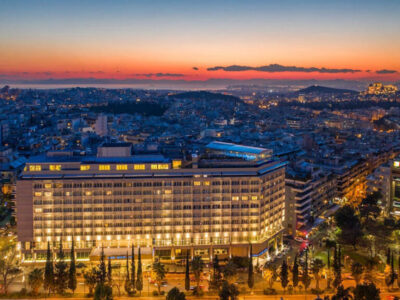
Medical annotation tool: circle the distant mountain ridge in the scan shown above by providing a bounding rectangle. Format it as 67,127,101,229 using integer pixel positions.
295,85,358,95
171,91,241,102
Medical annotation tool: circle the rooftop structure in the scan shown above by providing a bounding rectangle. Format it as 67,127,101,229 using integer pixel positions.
205,141,272,161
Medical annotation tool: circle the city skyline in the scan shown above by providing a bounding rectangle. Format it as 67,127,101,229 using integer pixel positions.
1,0,400,84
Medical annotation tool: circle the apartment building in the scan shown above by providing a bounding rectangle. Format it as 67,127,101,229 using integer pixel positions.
16,143,286,261
285,167,336,236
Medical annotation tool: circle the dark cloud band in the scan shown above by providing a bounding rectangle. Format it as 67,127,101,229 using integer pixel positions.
134,73,184,77
207,64,361,73
376,69,397,74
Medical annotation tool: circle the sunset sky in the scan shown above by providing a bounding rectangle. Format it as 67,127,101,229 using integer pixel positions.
1,0,400,82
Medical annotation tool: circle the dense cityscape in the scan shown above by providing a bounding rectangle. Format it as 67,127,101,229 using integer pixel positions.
2,1,400,299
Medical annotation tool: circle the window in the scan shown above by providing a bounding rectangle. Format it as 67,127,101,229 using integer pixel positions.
80,165,90,171
134,164,146,170
151,164,169,170
99,165,110,171
116,164,128,170
172,160,182,169
34,192,42,197
49,164,61,171
29,165,41,171
193,181,201,186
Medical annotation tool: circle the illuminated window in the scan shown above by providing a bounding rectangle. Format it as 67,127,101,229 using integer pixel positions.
232,196,239,201
49,164,61,171
44,192,52,197
394,161,400,168
251,196,258,200
204,181,210,186
242,196,248,201
34,208,42,213
172,160,182,169
116,164,128,170
194,181,201,186
44,184,52,189
165,190,172,195
29,165,42,171
85,191,92,196
80,165,91,171
134,164,146,170
34,192,42,197
99,165,110,171
151,164,169,170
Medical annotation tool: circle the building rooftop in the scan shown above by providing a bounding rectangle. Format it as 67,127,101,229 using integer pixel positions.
206,141,268,155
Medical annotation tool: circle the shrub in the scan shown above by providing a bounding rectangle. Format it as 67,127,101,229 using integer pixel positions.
287,285,294,294
310,288,324,295
192,287,204,296
19,288,27,296
263,288,277,295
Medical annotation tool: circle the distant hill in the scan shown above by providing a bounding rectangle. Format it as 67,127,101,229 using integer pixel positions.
171,91,242,102
295,85,358,95
90,101,167,116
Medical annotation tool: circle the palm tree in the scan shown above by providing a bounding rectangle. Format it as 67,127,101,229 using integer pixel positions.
223,260,237,283
312,258,325,290
152,261,166,294
351,262,364,286
83,267,99,296
364,256,379,284
263,265,278,289
28,268,44,295
191,256,204,291
331,285,353,300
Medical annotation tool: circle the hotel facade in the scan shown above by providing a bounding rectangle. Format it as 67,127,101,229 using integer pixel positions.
16,143,286,261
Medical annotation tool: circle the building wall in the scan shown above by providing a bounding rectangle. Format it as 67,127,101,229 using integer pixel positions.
16,160,286,259
16,180,34,243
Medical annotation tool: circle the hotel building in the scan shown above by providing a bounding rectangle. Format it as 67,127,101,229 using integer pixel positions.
16,142,286,261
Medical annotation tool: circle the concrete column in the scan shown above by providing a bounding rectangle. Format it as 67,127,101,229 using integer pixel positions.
171,247,175,261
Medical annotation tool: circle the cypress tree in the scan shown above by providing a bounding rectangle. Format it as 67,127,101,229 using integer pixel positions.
302,249,311,291
211,254,222,290
333,245,342,288
248,244,254,289
185,252,190,291
387,248,391,265
54,241,68,294
99,246,107,285
108,257,112,284
390,253,396,288
131,244,136,290
327,249,331,289
136,247,143,295
124,251,131,294
292,254,299,289
68,240,77,293
280,259,289,292
327,249,331,269
398,255,400,288
44,241,54,295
